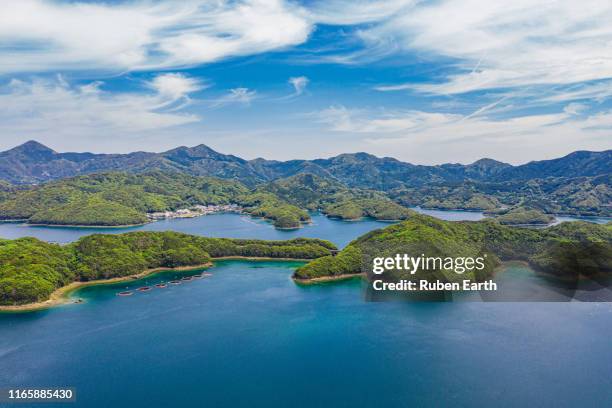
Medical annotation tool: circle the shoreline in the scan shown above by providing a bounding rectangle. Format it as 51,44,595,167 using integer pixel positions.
0,262,213,313
25,222,150,228
214,256,310,262
293,273,365,284
0,257,312,313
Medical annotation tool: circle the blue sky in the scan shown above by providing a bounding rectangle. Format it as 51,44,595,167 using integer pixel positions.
0,0,611,164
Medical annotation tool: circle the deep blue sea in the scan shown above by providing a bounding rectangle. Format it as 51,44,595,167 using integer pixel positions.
1,212,611,407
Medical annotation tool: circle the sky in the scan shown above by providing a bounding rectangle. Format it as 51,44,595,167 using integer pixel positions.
1,0,612,164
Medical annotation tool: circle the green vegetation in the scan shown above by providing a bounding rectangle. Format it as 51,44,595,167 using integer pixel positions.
0,232,336,305
489,207,555,226
0,238,76,305
324,198,415,221
258,173,348,210
0,172,248,225
238,192,310,229
294,214,612,282
391,175,611,217
29,196,148,226
0,172,312,228
0,171,418,228
294,246,362,280
259,173,414,221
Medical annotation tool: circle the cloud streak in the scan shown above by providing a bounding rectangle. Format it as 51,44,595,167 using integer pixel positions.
314,104,612,163
212,88,257,107
0,0,311,74
0,74,200,143
363,0,612,94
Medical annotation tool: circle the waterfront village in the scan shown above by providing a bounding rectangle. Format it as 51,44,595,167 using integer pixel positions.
147,204,242,220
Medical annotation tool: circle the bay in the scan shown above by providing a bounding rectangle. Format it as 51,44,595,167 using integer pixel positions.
1,211,611,407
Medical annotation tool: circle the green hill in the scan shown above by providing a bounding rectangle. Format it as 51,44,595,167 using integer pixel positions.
0,232,336,305
0,172,309,228
259,173,414,221
294,215,612,282
490,207,555,226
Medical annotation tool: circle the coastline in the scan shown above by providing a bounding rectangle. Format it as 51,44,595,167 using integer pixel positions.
214,256,310,262
0,257,312,313
0,262,213,313
293,273,365,284
25,221,150,228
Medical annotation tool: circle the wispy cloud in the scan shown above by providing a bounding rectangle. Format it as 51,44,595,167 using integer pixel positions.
313,104,612,163
0,74,200,141
364,0,612,94
212,88,257,107
0,0,311,74
288,76,309,96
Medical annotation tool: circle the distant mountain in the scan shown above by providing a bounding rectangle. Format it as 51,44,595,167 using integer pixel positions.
0,141,264,185
491,150,612,181
0,141,609,188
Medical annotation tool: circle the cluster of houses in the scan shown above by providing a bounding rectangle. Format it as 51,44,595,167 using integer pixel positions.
147,204,242,220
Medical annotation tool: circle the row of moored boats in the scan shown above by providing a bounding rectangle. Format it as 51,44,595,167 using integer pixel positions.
117,273,213,296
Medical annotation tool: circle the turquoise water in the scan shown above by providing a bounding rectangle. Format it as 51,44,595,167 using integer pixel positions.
1,261,612,407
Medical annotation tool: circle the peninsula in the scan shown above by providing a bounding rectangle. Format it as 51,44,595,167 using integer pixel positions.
294,214,612,284
0,232,336,309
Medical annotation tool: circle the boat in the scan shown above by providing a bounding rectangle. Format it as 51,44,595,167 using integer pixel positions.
117,291,133,296
155,283,167,288
202,273,213,277
192,274,203,279
137,286,151,292
169,280,181,285
181,276,193,281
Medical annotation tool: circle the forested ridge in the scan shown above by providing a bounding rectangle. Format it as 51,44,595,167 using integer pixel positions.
0,232,336,305
295,214,612,281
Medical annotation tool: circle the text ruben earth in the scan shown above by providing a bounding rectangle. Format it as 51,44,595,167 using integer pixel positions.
371,254,497,292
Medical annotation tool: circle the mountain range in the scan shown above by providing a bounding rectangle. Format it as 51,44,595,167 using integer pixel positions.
0,140,610,188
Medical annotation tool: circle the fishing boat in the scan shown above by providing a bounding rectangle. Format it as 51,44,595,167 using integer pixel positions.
192,274,203,279
181,276,193,281
137,286,151,292
155,283,167,288
169,280,181,285
117,291,133,296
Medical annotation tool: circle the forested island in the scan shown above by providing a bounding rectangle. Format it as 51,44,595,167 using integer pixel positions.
486,207,555,226
294,214,612,283
0,232,336,308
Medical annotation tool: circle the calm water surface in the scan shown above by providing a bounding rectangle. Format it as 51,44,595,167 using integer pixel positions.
0,210,607,246
1,261,611,407
0,214,390,247
1,212,611,407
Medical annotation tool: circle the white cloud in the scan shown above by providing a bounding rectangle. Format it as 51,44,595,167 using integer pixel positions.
288,76,309,96
364,0,612,94
314,104,612,163
212,88,257,107
0,75,200,142
307,0,414,25
147,73,205,103
315,105,458,133
0,0,311,74
563,103,589,116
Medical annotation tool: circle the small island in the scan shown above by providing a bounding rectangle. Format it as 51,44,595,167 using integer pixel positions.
487,206,555,226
